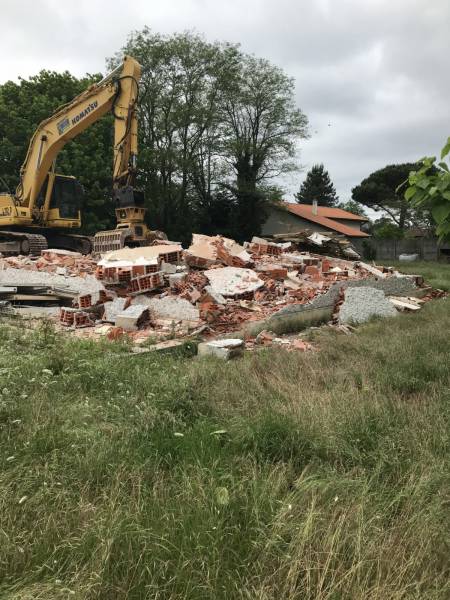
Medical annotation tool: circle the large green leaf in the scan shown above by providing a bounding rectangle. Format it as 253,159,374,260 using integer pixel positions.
416,177,431,190
431,202,450,224
404,185,416,201
440,137,450,159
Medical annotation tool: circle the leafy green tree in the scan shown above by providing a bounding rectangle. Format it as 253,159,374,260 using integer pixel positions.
352,163,432,231
115,30,232,242
371,218,404,239
337,199,367,217
296,164,338,207
405,137,450,241
0,71,114,234
115,29,308,242
219,54,309,240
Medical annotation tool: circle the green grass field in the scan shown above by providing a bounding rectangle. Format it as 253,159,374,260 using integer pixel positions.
0,263,449,599
388,260,450,291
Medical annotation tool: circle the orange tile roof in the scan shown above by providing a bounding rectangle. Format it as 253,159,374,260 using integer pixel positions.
282,203,370,238
298,204,368,221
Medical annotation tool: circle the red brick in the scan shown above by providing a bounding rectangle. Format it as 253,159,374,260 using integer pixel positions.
304,265,321,278
321,259,331,273
107,326,125,341
256,264,288,280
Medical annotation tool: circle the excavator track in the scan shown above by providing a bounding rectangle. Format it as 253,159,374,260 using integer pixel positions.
27,233,49,255
0,230,93,256
0,231,48,256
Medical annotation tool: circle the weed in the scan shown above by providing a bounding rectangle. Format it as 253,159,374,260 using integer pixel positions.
0,263,449,598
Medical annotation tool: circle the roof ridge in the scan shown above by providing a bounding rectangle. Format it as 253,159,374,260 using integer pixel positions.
290,202,367,221
281,203,370,237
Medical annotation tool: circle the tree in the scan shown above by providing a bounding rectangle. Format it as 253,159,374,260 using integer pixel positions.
0,70,114,234
219,54,309,240
295,164,338,207
114,29,309,242
371,218,404,239
1,32,309,243
405,137,450,241
115,30,237,242
337,200,367,217
351,163,432,231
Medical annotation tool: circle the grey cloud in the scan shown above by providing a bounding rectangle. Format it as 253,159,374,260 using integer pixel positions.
1,0,448,203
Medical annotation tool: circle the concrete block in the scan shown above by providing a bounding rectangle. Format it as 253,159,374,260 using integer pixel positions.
339,287,398,324
115,305,149,331
197,338,244,360
102,297,128,322
132,296,200,322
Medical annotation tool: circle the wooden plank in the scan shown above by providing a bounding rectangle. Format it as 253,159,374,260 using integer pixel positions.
389,297,421,311
9,294,61,302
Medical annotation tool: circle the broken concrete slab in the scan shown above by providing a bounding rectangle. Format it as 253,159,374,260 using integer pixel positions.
131,295,200,322
184,234,219,267
357,262,387,278
205,267,264,297
103,297,128,322
115,305,149,331
200,285,227,305
131,339,186,354
307,231,331,246
0,268,105,299
339,287,398,324
13,306,60,319
217,237,254,267
197,338,244,360
237,271,421,338
41,249,82,261
160,261,177,274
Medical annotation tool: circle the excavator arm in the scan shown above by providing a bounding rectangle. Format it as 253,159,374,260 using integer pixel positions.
0,55,162,256
16,55,141,213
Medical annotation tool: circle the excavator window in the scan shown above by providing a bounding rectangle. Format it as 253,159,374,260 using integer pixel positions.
50,176,84,219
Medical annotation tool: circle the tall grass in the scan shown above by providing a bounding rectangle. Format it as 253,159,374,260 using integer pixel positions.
388,259,450,291
0,265,449,598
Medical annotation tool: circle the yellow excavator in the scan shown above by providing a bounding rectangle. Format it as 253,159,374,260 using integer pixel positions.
0,56,163,256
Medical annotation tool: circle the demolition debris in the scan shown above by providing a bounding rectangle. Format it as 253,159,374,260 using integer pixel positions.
0,233,442,356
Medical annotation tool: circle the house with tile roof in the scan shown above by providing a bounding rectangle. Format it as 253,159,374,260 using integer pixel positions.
262,201,370,239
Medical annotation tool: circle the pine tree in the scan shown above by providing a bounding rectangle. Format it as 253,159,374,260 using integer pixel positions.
295,164,338,207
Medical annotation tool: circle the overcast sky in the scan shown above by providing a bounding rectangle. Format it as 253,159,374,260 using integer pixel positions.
1,0,449,202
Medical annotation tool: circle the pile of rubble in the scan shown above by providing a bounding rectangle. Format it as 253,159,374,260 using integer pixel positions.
0,233,442,356
263,230,360,259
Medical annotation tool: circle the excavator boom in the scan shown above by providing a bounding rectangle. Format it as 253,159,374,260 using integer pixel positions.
0,56,160,256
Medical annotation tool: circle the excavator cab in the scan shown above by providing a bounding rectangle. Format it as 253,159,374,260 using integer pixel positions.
0,173,87,256
36,174,83,225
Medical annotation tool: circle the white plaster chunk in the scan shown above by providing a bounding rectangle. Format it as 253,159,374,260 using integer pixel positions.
205,267,264,297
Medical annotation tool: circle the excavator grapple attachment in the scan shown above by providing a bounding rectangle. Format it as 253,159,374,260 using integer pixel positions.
92,228,133,254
